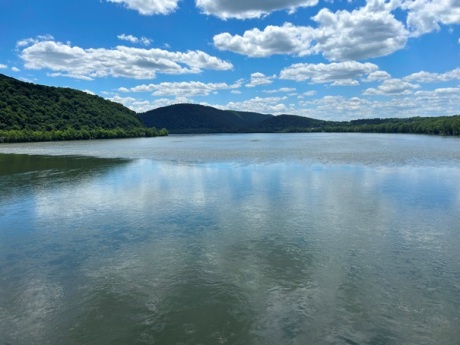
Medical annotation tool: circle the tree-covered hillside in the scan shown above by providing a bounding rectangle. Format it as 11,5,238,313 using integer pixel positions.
138,103,272,133
139,103,460,136
246,114,460,135
247,115,332,132
0,74,167,142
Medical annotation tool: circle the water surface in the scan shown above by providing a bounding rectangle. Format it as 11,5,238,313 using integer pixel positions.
1,133,459,344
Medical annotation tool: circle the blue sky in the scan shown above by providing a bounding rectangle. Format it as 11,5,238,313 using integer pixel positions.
1,0,459,120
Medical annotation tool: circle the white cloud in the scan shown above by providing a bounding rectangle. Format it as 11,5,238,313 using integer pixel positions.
404,68,460,83
297,95,375,120
196,0,318,20
364,70,392,82
11,67,21,72
18,37,232,80
107,0,179,15
120,80,242,96
294,91,455,121
415,87,460,97
280,61,379,85
16,35,54,48
311,2,409,61
263,87,296,94
223,96,289,114
332,79,360,86
0,64,7,69
108,94,187,112
213,2,409,61
364,78,420,95
117,34,152,46
402,0,460,37
214,23,315,58
246,72,276,87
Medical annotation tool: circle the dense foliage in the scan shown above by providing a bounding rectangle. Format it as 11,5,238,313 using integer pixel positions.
2,73,458,140
138,103,272,133
319,116,460,135
0,127,167,143
0,74,167,142
140,103,460,136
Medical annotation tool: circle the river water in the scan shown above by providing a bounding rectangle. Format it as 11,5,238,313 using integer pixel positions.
0,133,459,344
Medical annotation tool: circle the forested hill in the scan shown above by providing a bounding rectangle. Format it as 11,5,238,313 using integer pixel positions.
139,103,460,136
138,103,273,133
0,74,166,142
249,114,460,135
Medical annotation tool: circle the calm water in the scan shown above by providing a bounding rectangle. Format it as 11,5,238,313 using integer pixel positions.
0,133,459,344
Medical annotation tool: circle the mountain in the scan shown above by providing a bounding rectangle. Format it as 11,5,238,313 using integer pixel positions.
0,74,167,142
0,73,143,131
138,103,272,133
2,73,458,141
247,114,332,132
139,103,460,136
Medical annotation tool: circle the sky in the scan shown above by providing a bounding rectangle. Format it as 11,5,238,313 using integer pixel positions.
1,0,459,120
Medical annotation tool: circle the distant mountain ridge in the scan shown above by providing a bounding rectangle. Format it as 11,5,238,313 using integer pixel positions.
139,103,460,136
138,103,273,133
1,73,459,141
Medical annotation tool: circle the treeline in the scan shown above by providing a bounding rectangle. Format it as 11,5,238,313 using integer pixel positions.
138,103,460,136
296,116,460,135
0,127,168,143
247,114,460,136
0,74,167,142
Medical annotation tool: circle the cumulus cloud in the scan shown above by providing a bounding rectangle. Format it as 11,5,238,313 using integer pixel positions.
263,87,296,94
16,34,54,48
246,72,276,87
117,34,152,46
0,64,7,69
296,86,460,120
18,36,232,80
214,23,315,58
119,80,242,96
404,68,460,83
402,0,460,36
224,96,289,114
108,94,187,112
11,67,21,72
312,2,409,61
280,61,379,85
107,0,179,15
364,78,420,95
214,1,409,61
196,0,318,20
364,70,392,82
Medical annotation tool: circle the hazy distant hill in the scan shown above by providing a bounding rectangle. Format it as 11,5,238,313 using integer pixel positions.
138,103,272,133
0,74,166,142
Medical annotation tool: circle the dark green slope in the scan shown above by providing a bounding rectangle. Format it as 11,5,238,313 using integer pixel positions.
0,74,167,142
246,114,332,132
139,102,460,136
0,73,143,131
138,103,272,133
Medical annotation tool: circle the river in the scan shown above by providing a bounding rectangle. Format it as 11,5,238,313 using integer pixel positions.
1,133,459,344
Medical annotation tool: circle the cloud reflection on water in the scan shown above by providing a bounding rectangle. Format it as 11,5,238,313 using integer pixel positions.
1,135,460,344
